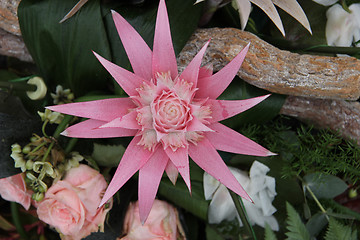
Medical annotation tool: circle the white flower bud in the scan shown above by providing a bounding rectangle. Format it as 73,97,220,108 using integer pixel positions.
25,160,34,170
22,145,31,154
32,192,44,201
11,143,22,153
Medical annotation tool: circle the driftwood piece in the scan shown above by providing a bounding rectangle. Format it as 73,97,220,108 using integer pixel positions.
0,0,21,36
178,28,360,101
281,96,360,145
0,28,32,62
0,0,32,62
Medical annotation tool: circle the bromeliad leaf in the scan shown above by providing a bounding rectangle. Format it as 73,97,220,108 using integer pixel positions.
18,0,112,96
232,0,311,35
272,0,312,34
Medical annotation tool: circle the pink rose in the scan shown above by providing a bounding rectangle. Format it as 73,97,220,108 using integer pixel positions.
119,200,185,240
37,164,111,240
0,173,31,210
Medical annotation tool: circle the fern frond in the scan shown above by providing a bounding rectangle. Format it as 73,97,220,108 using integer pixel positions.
285,202,311,240
325,218,357,240
265,224,278,240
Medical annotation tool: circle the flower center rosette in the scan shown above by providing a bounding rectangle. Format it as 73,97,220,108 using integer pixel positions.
133,72,210,152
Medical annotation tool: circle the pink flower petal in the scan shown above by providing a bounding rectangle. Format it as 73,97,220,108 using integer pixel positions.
138,147,169,224
195,43,250,99
99,136,155,207
187,117,214,132
111,10,152,80
205,122,276,156
208,94,270,122
180,40,210,88
93,51,146,96
47,98,136,122
165,147,191,193
198,64,213,79
165,160,179,185
152,0,178,79
98,110,140,130
188,137,252,202
62,119,137,138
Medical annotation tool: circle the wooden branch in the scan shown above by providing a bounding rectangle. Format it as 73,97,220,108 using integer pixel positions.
0,0,21,36
280,96,360,145
178,28,360,101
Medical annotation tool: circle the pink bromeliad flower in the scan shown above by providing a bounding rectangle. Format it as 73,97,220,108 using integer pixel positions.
48,0,275,223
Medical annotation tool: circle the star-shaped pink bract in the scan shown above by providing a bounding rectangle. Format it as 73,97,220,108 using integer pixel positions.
48,0,275,223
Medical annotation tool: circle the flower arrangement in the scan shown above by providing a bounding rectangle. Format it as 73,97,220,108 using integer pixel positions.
0,0,359,239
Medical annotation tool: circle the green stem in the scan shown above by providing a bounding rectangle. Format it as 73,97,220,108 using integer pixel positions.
11,202,28,240
305,184,329,220
41,120,49,138
0,81,37,92
229,190,257,240
42,141,54,162
53,115,73,139
64,138,78,154
341,0,351,13
30,141,47,153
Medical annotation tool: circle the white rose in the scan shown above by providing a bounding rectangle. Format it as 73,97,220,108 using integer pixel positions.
203,161,279,231
326,4,360,47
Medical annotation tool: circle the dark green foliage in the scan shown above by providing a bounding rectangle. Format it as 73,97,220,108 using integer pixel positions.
240,116,360,185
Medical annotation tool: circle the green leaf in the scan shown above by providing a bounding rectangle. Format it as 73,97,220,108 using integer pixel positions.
305,212,328,237
265,224,278,240
304,172,348,199
18,0,112,97
325,218,358,240
219,78,286,127
0,214,15,231
285,202,311,240
206,225,226,240
158,179,208,220
91,143,125,167
19,0,202,97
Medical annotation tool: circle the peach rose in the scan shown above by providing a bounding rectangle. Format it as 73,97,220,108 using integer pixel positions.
0,173,31,210
119,200,185,240
37,164,111,240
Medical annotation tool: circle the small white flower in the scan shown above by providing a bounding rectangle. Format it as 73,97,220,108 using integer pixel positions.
11,143,22,153
312,0,338,6
203,161,279,231
11,152,26,172
51,85,74,104
66,152,84,169
38,109,64,124
326,3,360,47
69,151,84,162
